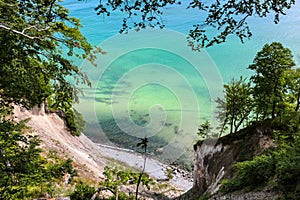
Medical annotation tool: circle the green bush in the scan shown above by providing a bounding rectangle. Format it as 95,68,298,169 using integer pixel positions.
47,158,77,180
70,182,99,200
97,166,154,199
221,154,275,192
0,120,47,199
65,108,86,136
274,134,300,193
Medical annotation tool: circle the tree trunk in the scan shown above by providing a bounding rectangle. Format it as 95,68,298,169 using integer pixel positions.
272,100,276,119
296,92,300,112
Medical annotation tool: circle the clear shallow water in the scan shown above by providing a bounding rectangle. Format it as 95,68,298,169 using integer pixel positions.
62,0,300,161
64,0,300,78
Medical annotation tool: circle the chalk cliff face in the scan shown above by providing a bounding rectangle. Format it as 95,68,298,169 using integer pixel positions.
14,106,108,181
193,124,274,196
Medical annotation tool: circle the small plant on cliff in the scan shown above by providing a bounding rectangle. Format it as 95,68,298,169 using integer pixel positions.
64,108,86,136
70,182,100,200
197,120,212,138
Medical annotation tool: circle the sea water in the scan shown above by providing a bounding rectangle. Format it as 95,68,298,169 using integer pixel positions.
61,0,300,163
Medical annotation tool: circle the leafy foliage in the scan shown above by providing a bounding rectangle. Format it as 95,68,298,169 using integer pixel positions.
0,0,98,134
47,158,77,180
216,76,253,134
0,0,94,107
65,108,86,136
71,166,154,200
197,120,212,138
95,0,295,48
70,182,99,200
286,68,300,112
221,154,275,192
0,119,78,199
0,1,93,198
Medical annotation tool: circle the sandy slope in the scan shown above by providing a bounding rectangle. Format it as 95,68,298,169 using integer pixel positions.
14,106,108,181
14,106,192,194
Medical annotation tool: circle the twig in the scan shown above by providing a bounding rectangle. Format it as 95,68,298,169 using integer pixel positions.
135,137,148,200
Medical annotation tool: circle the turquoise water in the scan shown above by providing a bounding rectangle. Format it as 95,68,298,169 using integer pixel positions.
61,0,300,160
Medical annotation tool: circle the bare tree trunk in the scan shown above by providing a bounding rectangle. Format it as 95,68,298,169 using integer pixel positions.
90,187,101,200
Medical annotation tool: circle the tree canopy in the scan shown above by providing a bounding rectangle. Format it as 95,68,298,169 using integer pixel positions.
0,0,100,135
0,0,95,110
214,42,298,135
95,0,296,49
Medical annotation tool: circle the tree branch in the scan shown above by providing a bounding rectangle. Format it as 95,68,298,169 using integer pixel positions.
0,24,51,40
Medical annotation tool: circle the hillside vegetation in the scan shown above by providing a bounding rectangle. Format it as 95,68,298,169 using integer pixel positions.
195,42,300,199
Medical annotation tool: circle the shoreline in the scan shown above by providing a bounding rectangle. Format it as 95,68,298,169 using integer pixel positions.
96,143,194,192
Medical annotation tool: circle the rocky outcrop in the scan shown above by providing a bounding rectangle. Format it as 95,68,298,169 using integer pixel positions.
192,123,275,196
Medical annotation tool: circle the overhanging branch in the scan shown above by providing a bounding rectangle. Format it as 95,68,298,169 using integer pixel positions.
0,24,51,40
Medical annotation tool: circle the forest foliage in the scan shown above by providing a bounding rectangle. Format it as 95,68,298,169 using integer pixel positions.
0,0,101,135
214,42,300,198
0,0,300,199
0,0,95,198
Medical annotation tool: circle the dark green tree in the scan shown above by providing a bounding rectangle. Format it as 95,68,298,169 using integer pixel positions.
197,120,212,138
0,1,95,199
286,68,300,112
95,0,295,48
249,42,295,119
